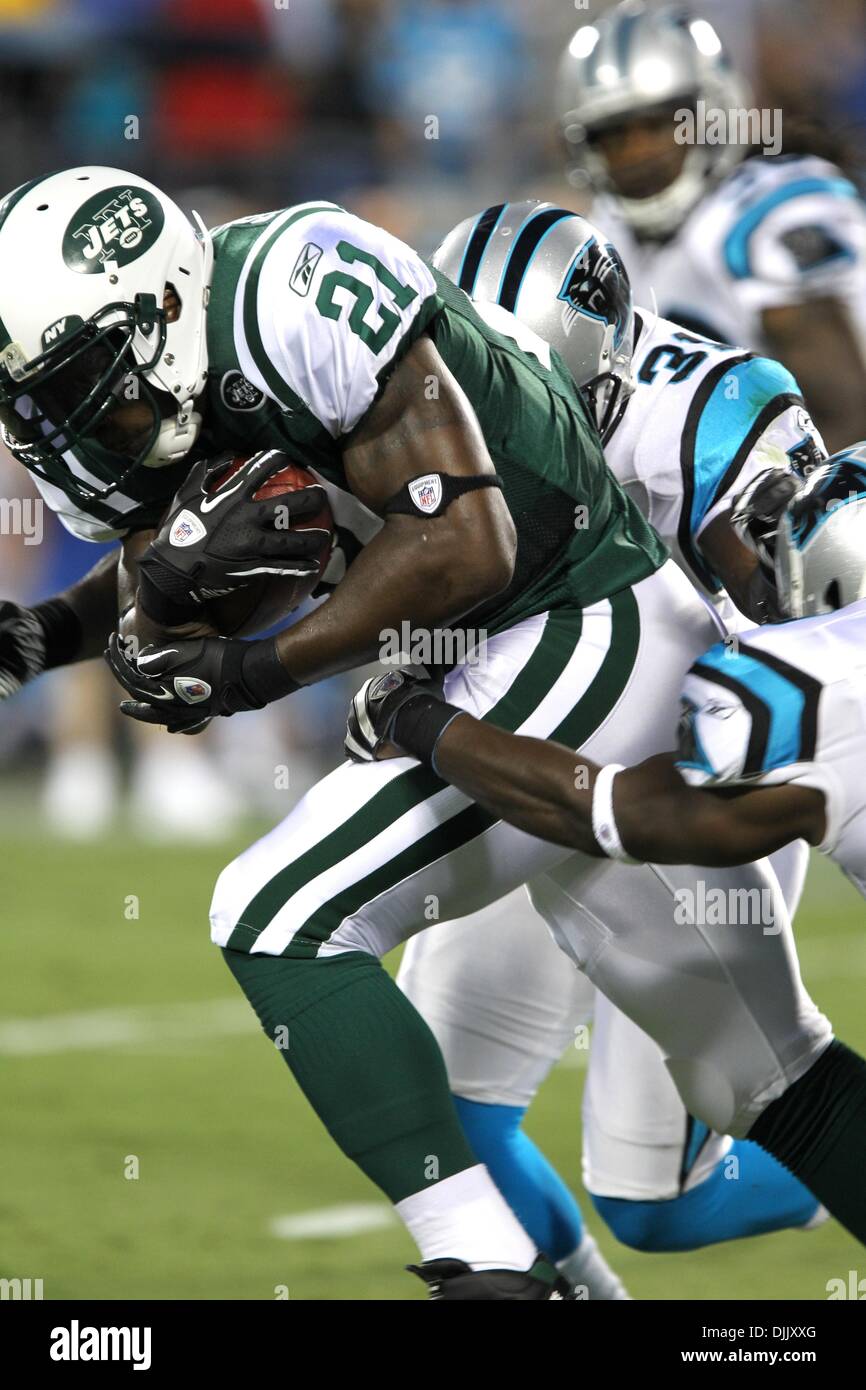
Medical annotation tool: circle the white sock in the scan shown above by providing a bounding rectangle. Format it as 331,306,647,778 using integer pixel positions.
558,1231,632,1300
395,1164,536,1272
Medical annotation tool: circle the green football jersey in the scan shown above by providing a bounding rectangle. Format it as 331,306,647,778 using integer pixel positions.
197,201,665,632
27,199,667,632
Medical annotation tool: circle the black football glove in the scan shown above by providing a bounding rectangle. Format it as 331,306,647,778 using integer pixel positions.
346,670,462,766
0,600,47,699
137,450,332,628
106,630,297,734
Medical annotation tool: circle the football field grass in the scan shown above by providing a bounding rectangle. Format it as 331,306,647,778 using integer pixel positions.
1,828,864,1301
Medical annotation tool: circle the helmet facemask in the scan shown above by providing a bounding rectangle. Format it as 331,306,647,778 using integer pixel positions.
774,451,866,617
0,293,175,500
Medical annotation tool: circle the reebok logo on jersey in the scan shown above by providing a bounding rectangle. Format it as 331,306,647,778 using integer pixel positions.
169,510,207,547
290,242,323,297
63,186,165,274
408,474,442,514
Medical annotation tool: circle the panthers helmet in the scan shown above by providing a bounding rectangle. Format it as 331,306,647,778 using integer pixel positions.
557,2,749,238
0,167,213,502
775,446,866,617
434,200,635,441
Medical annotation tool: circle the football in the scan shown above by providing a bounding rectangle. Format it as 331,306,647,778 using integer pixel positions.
200,456,334,638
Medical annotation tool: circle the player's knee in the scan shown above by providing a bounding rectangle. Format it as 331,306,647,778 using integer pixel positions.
590,1193,676,1252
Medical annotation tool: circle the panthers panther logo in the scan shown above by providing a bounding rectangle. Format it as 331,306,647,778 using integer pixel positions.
556,236,631,350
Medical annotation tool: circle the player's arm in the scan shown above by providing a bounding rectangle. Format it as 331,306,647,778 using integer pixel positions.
270,335,516,683
0,545,123,699
762,298,866,453
729,183,866,453
609,755,825,864
683,352,826,622
106,336,517,729
698,510,784,623
345,672,826,863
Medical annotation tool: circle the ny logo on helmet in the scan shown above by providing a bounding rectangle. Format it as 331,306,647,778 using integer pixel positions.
63,185,165,274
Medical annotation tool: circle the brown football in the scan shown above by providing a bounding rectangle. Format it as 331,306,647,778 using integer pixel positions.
201,456,334,637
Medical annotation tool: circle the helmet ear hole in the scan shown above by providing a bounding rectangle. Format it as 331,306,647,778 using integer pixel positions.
163,282,182,323
825,579,842,610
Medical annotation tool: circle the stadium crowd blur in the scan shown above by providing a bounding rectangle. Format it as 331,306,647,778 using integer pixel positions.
1,0,864,838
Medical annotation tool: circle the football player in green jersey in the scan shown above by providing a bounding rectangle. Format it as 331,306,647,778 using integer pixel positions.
0,167,848,1296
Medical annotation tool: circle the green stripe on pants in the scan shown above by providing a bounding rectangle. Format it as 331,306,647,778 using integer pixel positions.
226,606,580,953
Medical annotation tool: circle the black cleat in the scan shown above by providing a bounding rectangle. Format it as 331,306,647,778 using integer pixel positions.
407,1253,575,1300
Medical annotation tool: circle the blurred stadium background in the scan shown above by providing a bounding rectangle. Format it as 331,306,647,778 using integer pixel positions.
1,0,865,1301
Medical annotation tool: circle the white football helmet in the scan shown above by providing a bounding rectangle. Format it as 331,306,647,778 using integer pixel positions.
557,2,750,239
775,447,866,617
0,166,213,501
434,200,635,441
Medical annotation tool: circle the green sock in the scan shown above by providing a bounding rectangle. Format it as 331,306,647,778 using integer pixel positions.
223,947,478,1203
748,1040,866,1244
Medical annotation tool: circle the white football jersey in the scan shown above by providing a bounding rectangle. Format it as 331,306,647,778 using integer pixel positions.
593,155,866,354
677,600,866,897
607,309,826,612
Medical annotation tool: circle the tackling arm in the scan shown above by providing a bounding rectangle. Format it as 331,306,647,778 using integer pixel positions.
430,717,824,864
0,544,126,700
699,511,786,624
347,672,826,865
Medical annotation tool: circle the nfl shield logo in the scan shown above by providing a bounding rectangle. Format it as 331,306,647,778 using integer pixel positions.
174,676,212,704
169,510,207,548
408,474,443,515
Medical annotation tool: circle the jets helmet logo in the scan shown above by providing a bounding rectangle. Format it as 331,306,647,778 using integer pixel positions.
63,185,165,274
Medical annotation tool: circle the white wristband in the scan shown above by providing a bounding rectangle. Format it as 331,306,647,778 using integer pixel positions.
591,763,640,864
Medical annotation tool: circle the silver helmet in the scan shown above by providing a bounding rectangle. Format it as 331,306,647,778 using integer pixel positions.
775,447,866,617
557,1,750,239
433,200,635,441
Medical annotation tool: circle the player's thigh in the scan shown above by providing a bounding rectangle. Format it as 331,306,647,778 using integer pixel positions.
397,887,595,1107
211,603,598,960
582,991,730,1201
530,854,832,1139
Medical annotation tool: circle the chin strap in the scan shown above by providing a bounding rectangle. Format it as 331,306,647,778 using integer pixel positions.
142,401,202,468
